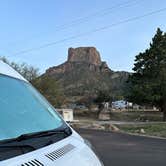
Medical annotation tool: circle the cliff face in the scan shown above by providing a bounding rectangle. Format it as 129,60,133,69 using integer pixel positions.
46,47,111,75
68,47,102,65
44,47,129,100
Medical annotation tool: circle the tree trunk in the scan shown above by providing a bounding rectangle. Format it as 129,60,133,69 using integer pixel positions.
161,102,166,121
163,109,166,121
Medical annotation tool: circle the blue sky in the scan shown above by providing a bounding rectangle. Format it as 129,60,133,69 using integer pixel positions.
0,0,166,73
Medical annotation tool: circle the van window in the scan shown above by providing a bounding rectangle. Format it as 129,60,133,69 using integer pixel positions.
0,74,63,141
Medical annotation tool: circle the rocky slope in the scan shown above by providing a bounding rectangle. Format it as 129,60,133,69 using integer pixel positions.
44,47,129,101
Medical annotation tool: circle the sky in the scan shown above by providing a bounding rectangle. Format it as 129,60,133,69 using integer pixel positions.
0,0,166,73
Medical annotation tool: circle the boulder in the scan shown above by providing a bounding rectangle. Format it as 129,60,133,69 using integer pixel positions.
98,112,111,120
140,128,145,134
109,124,119,132
91,123,105,130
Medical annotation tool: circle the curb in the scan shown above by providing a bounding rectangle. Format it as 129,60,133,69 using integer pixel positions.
119,130,166,140
75,126,166,140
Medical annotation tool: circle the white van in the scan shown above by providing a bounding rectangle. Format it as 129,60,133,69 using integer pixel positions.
0,61,103,166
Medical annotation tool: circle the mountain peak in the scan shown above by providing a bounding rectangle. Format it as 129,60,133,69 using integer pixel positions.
67,47,102,65
44,46,129,102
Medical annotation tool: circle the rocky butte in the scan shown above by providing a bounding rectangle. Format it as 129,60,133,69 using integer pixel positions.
46,47,111,75
44,47,129,101
68,47,102,65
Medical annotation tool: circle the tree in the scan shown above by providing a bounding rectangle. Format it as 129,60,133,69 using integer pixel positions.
94,90,112,113
77,95,94,110
32,76,66,107
0,57,65,107
0,57,39,81
94,90,112,104
127,28,166,120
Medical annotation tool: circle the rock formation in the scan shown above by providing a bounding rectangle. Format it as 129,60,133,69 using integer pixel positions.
46,47,111,75
68,47,102,65
44,47,129,101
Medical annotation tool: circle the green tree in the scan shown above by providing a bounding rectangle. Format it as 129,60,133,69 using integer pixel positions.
127,28,166,120
1,57,65,107
94,90,112,115
77,95,94,110
0,57,39,81
94,90,112,104
32,76,66,107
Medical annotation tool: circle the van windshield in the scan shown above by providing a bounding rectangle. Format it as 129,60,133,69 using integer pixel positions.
0,74,64,141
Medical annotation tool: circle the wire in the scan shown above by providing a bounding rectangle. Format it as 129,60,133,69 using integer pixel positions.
52,0,139,30
7,0,140,46
12,7,166,56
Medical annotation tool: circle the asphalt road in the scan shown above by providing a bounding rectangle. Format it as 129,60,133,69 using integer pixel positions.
77,129,166,166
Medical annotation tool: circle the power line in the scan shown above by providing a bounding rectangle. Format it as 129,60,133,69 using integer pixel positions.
7,0,140,46
52,0,139,30
13,7,166,56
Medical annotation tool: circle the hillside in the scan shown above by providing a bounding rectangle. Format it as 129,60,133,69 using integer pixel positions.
43,47,129,102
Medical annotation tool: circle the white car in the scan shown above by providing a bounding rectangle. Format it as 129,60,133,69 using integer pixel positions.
0,60,104,166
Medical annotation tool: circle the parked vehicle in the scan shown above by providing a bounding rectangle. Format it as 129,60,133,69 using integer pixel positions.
0,60,103,166
112,100,127,109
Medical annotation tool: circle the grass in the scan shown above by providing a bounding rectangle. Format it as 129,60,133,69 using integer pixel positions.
75,110,163,122
74,109,166,138
110,111,163,122
118,123,166,138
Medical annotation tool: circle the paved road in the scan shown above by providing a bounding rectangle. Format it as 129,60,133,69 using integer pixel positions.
76,129,166,166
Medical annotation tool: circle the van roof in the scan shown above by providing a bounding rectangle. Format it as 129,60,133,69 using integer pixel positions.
0,60,27,82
